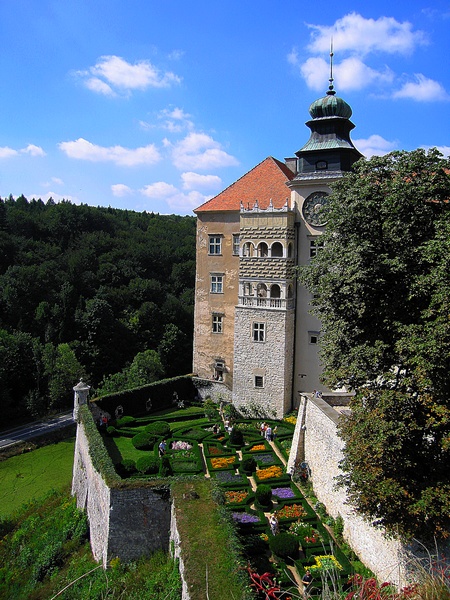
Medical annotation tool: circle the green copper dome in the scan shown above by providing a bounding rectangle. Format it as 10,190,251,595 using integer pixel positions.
309,92,352,120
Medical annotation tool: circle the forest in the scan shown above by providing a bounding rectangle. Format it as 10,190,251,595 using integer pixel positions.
0,195,196,424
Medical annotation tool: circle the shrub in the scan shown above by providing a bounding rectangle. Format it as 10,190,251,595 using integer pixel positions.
229,427,244,447
121,459,136,475
269,532,298,559
136,455,159,474
132,431,157,450
241,455,257,474
106,426,118,436
145,421,171,436
116,415,136,427
203,398,220,420
255,484,272,507
158,455,172,477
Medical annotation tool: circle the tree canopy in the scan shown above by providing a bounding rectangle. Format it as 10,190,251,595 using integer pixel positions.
0,197,196,422
300,148,450,540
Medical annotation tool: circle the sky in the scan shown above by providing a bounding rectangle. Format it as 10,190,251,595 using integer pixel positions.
0,0,449,216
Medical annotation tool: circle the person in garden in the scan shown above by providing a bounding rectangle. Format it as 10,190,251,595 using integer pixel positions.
158,439,167,457
302,570,313,593
269,514,279,535
265,425,273,441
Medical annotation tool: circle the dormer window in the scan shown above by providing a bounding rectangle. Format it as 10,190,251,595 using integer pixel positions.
316,160,328,170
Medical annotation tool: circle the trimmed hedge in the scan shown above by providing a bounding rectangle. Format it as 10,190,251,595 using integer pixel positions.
240,455,257,474
269,532,299,559
132,431,158,450
136,455,159,474
144,421,171,436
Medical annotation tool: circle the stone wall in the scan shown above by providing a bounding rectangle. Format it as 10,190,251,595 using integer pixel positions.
289,395,420,586
233,306,294,417
72,421,171,567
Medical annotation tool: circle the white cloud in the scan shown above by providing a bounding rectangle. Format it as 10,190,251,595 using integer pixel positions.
171,132,239,170
298,55,393,92
393,74,450,102
181,172,222,191
307,13,426,56
111,184,133,197
59,138,161,166
0,144,46,159
79,55,181,95
21,144,46,157
165,190,208,213
85,77,115,96
353,134,398,158
140,182,179,198
0,146,18,158
43,177,64,187
422,145,450,157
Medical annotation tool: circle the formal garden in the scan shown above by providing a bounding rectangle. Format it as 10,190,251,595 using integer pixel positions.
100,400,356,598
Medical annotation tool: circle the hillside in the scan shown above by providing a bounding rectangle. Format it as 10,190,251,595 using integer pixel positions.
0,196,196,425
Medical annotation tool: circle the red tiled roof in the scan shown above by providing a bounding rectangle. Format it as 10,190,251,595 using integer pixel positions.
194,156,295,213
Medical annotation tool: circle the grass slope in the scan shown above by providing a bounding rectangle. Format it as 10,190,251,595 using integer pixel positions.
0,438,75,518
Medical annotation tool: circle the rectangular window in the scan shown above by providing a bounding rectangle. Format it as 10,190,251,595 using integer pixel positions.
210,274,223,293
209,235,222,255
253,322,265,342
212,315,223,333
254,375,264,388
309,331,320,345
232,234,240,255
309,239,324,258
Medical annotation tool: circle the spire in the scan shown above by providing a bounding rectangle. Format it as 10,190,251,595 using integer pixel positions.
327,38,335,96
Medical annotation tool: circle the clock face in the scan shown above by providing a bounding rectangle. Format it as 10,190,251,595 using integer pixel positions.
302,191,329,226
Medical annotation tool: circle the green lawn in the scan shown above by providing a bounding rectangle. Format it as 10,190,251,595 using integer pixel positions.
0,437,75,519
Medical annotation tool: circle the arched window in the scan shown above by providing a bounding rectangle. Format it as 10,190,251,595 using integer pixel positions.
270,284,281,298
271,242,283,257
244,282,253,296
257,283,267,298
258,242,268,257
287,242,293,258
243,242,253,257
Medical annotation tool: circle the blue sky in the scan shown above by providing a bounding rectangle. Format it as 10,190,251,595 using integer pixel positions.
0,0,449,215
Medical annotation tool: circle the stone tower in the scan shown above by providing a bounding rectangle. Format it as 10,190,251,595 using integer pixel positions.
73,379,90,421
232,200,296,418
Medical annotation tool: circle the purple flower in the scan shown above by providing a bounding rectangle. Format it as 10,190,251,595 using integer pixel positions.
232,512,260,524
272,487,295,499
215,471,246,484
256,453,276,465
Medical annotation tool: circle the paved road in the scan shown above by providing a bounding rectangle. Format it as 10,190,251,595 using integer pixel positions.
0,411,74,450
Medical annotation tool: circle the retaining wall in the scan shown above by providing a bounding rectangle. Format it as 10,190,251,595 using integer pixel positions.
72,421,171,567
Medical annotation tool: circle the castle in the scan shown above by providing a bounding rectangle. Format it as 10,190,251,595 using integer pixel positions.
192,79,362,417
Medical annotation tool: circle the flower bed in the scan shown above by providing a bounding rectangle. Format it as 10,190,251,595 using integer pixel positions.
171,440,193,451
271,486,297,500
232,511,261,525
309,554,343,574
170,459,203,474
275,503,307,521
213,470,247,486
203,444,233,457
254,465,285,482
254,453,279,466
224,489,250,505
248,443,267,452
210,456,236,469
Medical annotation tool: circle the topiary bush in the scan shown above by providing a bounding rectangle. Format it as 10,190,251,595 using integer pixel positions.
136,455,159,474
269,532,298,560
255,484,272,507
241,455,257,474
106,426,118,436
145,421,171,436
228,427,244,447
132,431,157,450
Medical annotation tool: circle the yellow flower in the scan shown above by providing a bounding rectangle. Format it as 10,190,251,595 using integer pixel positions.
211,456,235,469
256,466,283,480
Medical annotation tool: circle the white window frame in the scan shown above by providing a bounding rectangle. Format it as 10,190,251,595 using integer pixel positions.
309,238,324,258
212,314,223,333
210,273,224,294
209,235,222,255
253,322,265,342
232,234,240,256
